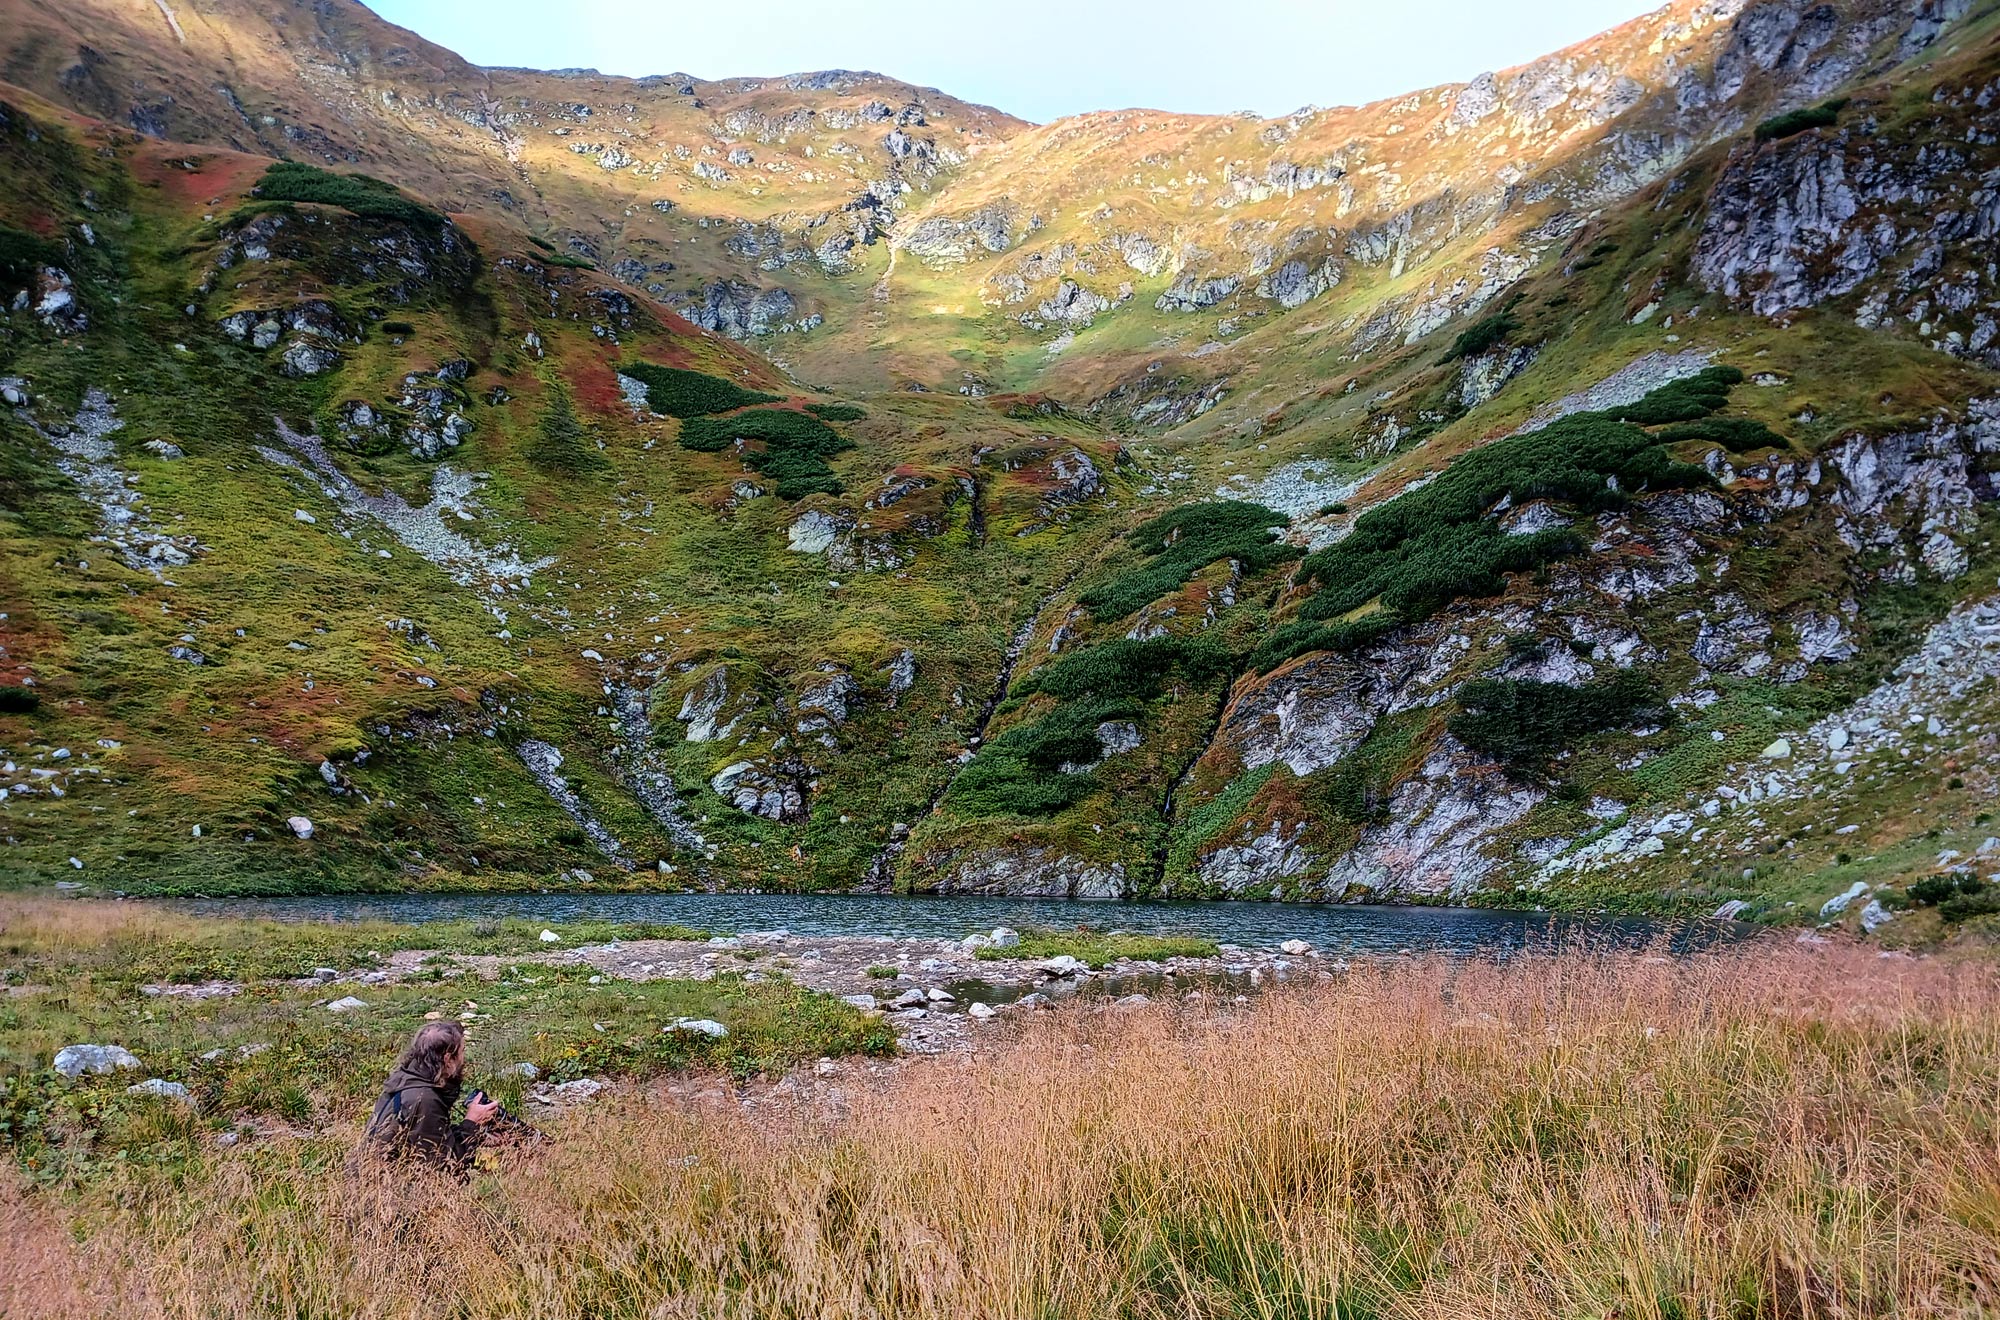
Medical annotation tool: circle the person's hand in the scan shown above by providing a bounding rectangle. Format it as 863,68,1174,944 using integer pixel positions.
466,1094,501,1125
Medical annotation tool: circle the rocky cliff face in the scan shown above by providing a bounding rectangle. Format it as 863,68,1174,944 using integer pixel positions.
1178,401,1999,903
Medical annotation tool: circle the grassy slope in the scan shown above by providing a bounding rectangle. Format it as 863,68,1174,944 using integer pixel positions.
6,931,1999,1316
0,97,1129,893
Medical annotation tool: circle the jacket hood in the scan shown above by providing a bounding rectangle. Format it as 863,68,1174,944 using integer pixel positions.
381,1067,458,1102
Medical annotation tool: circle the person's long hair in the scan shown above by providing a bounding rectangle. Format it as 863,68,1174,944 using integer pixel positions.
394,1020,466,1087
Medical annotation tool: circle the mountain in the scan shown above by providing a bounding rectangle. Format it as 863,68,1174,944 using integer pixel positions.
1,0,1998,931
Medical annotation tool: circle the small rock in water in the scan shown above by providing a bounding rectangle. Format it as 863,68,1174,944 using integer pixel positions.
891,988,928,1009
968,1002,998,1020
925,987,954,1003
1036,956,1089,978
53,1044,141,1078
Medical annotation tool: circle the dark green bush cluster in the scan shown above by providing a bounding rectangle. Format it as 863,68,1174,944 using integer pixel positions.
378,319,415,336
538,251,596,269
1911,871,1984,906
1655,416,1785,451
1277,369,1747,662
1755,99,1847,143
1442,310,1518,362
951,639,1233,817
0,684,39,714
678,407,852,499
1081,501,1299,622
1942,886,2000,923
620,363,780,418
948,695,1137,816
1246,613,1402,672
1606,366,1744,425
1449,669,1668,773
525,384,606,475
805,402,868,421
253,162,444,228
0,224,60,287
1013,636,1234,702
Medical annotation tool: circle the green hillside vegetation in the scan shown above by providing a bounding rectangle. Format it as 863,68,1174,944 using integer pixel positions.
252,161,444,228
1755,98,1848,142
1080,501,1299,622
1259,368,1758,670
1450,670,1670,773
678,407,854,498
524,383,606,475
620,362,781,417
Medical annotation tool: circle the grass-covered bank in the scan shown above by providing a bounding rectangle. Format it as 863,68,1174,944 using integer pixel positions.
0,898,893,1182
4,921,1998,1317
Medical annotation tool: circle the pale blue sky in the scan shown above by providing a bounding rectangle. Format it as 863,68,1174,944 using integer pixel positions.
370,0,1665,124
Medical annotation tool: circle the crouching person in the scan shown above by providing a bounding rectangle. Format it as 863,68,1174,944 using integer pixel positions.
363,1020,499,1174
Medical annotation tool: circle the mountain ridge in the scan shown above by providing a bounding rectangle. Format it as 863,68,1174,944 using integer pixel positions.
1,0,1998,941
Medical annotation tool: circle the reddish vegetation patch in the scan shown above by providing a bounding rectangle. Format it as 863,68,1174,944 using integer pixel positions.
128,146,266,211
569,356,629,416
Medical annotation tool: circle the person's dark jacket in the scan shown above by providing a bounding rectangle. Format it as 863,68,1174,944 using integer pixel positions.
363,1067,483,1173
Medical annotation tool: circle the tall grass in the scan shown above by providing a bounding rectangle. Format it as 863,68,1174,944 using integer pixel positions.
6,941,1998,1317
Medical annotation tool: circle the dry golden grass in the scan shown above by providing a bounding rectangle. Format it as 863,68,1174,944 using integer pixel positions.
7,940,2000,1318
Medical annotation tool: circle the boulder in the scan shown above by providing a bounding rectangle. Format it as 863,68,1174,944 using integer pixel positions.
286,815,315,839
665,1018,728,1039
325,996,368,1012
127,1078,191,1101
52,1044,141,1078
1818,882,1869,919
1036,955,1089,978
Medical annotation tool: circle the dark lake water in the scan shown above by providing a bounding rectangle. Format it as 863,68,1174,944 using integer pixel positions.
184,891,1713,957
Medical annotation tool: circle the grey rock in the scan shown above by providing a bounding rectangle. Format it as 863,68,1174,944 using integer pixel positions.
53,1044,142,1078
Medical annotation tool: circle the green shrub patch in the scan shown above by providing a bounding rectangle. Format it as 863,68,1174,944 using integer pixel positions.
1442,310,1519,362
526,384,606,475
805,402,868,421
949,639,1235,818
678,407,854,500
0,224,61,287
1273,368,1749,668
253,162,445,228
1755,99,1847,143
620,363,781,418
1080,501,1300,622
1450,670,1668,773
